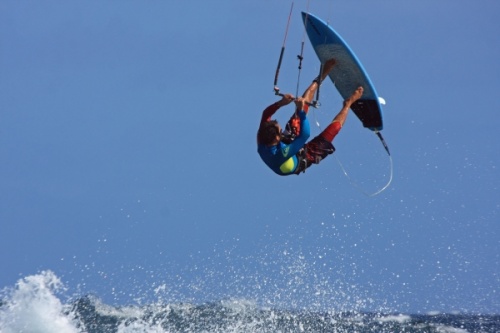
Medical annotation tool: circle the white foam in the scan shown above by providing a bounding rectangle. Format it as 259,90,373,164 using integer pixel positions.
0,271,80,333
378,313,411,323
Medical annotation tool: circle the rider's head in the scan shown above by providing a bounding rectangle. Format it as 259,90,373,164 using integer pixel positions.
258,120,281,146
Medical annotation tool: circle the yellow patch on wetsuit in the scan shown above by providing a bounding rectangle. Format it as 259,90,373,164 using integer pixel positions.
279,157,296,174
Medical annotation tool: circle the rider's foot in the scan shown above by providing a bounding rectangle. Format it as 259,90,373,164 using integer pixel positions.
345,86,364,107
314,59,336,84
323,58,336,73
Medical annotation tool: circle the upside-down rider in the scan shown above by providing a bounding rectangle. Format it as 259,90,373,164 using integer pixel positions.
257,59,364,175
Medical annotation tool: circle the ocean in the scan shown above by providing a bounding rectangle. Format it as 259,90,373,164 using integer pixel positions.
0,271,498,333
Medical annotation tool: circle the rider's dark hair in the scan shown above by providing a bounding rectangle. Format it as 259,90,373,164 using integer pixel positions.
258,120,280,146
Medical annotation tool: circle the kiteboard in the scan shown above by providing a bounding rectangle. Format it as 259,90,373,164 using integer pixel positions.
302,12,384,131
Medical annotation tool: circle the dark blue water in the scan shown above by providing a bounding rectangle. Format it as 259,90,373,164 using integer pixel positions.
69,295,499,333
1,271,498,333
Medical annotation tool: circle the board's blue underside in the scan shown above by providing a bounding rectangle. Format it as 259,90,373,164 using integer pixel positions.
302,12,383,131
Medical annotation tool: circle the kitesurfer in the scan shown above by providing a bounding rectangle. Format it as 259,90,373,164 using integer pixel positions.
257,59,364,175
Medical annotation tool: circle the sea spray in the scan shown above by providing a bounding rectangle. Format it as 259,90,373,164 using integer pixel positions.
1,272,499,333
0,270,79,333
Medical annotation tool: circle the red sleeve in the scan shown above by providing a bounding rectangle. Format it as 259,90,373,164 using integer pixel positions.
257,102,281,145
260,102,280,125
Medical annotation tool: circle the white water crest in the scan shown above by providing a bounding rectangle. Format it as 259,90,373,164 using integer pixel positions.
0,270,79,333
1,271,496,333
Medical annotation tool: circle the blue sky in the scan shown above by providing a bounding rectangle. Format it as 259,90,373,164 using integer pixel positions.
1,1,499,314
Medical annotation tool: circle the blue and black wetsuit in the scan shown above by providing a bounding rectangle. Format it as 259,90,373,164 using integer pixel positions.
257,100,338,176
257,103,310,176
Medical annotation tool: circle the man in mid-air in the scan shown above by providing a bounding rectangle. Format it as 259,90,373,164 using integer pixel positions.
257,59,363,176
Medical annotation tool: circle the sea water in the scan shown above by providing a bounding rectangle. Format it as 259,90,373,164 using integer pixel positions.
1,271,498,333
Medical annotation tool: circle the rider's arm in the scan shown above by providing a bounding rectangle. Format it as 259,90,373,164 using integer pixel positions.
258,95,295,145
260,94,295,125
